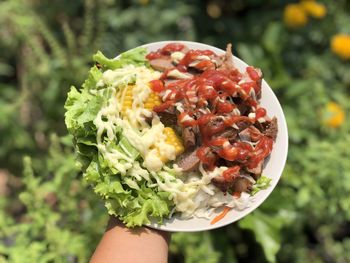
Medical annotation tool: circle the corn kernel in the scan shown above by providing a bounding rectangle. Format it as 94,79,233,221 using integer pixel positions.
153,127,184,163
121,85,162,114
121,85,134,115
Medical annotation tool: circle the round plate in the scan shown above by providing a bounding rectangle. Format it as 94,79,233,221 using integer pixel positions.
136,41,288,232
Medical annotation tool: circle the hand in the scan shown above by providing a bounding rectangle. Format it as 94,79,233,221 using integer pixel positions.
90,217,170,263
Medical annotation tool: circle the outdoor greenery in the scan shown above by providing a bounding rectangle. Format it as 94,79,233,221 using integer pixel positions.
0,0,349,262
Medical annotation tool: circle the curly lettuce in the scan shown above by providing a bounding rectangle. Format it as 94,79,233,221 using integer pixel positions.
64,48,173,227
251,176,272,196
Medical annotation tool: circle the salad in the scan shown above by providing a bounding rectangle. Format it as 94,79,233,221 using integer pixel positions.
64,42,278,227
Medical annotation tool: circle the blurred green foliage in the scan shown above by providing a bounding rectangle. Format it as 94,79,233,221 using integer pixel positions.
0,0,349,262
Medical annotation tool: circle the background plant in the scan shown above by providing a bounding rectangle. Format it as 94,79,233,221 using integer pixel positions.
0,0,349,262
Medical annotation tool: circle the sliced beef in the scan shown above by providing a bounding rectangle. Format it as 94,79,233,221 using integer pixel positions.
254,117,271,132
231,176,253,193
218,43,234,71
207,116,225,134
149,57,174,72
249,126,264,141
255,82,262,100
231,97,251,116
181,46,190,54
212,175,232,192
212,55,225,68
182,127,196,149
175,149,200,172
157,111,177,127
214,128,237,141
187,67,203,75
193,125,202,146
255,117,278,140
208,119,251,149
164,79,178,87
234,120,252,133
237,103,250,116
238,127,250,142
212,174,252,193
191,60,216,71
254,122,267,133
224,43,234,67
239,126,263,142
264,117,278,141
246,160,263,179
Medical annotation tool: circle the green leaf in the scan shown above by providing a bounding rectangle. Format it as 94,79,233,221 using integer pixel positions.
251,176,272,196
262,22,284,54
64,86,103,133
239,211,281,263
236,43,264,66
93,47,148,70
82,65,102,90
121,186,172,227
117,136,139,160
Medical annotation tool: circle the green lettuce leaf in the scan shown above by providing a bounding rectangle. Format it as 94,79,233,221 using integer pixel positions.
82,65,102,90
85,159,172,227
117,136,140,160
64,87,103,134
120,186,171,227
64,86,104,169
251,176,272,195
93,47,149,70
65,47,173,227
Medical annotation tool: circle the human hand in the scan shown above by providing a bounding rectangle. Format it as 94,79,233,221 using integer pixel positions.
90,217,170,263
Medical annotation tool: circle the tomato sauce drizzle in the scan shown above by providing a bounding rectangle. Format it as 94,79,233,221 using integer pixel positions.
148,43,272,171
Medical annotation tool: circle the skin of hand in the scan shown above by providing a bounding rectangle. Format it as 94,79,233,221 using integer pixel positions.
90,217,171,263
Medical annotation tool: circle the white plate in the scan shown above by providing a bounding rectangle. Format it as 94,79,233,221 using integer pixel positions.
136,41,288,232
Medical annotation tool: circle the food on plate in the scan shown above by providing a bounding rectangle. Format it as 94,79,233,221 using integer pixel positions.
64,42,277,227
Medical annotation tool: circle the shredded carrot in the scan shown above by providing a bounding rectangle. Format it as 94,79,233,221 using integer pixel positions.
210,206,231,225
232,192,241,198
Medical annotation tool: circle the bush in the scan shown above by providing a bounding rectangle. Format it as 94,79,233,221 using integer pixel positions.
0,0,349,262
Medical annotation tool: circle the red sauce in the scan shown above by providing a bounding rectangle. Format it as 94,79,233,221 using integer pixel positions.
197,113,214,126
223,116,252,126
146,43,186,60
153,100,173,112
247,136,273,169
149,80,164,93
179,49,215,68
256,107,266,119
161,43,185,54
196,146,217,170
178,112,197,127
198,84,217,100
222,166,240,181
146,52,162,60
147,43,272,172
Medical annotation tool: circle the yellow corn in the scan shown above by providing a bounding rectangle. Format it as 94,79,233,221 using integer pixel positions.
163,127,184,155
158,127,184,162
121,85,183,163
121,85,134,115
121,85,161,115
144,92,162,111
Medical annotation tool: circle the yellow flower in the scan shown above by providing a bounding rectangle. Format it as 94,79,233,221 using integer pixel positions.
331,34,350,60
322,102,345,128
283,4,308,28
301,1,327,19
